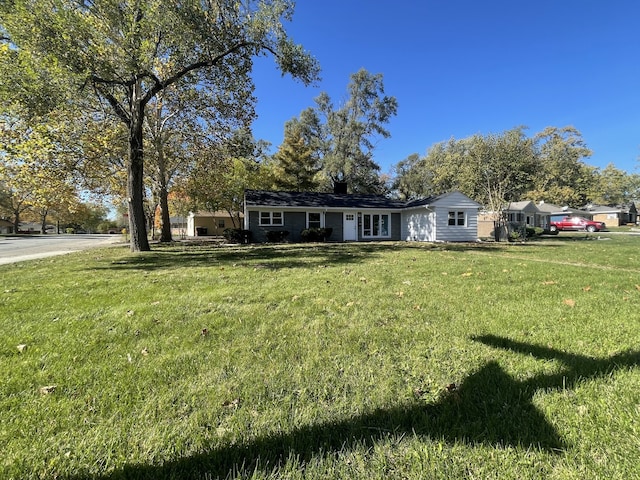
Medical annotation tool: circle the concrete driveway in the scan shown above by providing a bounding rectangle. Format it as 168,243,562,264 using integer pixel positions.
0,234,124,265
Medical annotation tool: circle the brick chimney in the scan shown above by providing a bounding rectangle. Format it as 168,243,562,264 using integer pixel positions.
333,182,348,194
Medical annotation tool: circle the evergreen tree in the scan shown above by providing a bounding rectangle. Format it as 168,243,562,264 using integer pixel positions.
272,122,321,191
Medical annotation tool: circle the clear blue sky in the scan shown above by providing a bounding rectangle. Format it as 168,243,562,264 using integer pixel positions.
250,0,640,176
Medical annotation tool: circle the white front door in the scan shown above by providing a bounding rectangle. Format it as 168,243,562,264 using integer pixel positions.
343,212,357,241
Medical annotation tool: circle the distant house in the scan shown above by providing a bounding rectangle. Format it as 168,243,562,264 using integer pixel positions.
16,222,56,234
535,201,593,222
478,200,606,239
0,219,14,234
243,189,481,243
186,211,242,237
584,204,637,226
478,201,549,239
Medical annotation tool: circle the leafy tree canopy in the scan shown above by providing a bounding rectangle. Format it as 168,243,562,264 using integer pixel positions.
286,69,398,194
0,0,320,251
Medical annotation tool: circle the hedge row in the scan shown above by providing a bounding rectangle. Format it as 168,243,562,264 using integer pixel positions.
222,227,334,243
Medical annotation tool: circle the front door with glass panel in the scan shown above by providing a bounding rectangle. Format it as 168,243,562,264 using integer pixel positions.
343,212,357,241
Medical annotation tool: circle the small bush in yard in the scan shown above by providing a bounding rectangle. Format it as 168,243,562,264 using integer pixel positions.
508,226,543,241
223,228,252,243
266,230,290,242
301,227,333,242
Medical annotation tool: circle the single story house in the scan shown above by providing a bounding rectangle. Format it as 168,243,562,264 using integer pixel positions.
478,201,552,239
535,201,593,222
186,211,242,237
243,189,481,243
584,204,637,226
478,200,615,238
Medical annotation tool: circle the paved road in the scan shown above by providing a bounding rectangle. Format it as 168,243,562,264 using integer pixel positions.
0,234,124,265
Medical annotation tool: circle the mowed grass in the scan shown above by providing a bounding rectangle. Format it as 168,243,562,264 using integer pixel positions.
2,234,640,479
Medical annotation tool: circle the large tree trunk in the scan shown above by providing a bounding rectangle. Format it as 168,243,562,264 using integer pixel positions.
128,88,151,252
13,205,20,234
159,183,172,242
40,208,48,235
156,147,172,243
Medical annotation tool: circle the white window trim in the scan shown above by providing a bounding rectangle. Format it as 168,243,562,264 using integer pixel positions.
259,211,284,226
306,211,324,229
448,210,467,227
361,212,392,238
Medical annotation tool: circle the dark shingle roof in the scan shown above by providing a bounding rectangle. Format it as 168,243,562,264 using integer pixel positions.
245,190,407,209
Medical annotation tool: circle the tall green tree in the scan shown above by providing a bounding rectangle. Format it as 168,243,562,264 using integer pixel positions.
144,79,253,242
393,127,536,212
0,109,80,232
588,163,638,206
472,128,536,217
270,120,321,191
302,69,398,193
1,0,319,251
526,126,594,205
186,129,268,225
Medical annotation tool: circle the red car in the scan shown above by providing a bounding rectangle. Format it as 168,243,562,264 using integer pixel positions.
549,216,605,233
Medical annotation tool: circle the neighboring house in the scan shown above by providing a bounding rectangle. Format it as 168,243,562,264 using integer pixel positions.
584,204,637,226
16,222,56,234
535,201,593,222
243,189,481,243
168,215,189,238
187,211,242,237
0,219,14,234
479,201,550,239
502,201,545,229
478,200,602,239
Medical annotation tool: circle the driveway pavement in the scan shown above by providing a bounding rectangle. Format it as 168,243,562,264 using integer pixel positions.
0,234,124,265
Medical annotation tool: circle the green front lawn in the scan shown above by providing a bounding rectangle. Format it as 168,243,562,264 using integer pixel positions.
2,234,640,479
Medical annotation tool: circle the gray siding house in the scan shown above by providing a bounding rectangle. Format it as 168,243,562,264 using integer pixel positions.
244,190,480,243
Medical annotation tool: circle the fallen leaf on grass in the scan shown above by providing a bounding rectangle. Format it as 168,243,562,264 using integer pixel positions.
583,286,591,292
141,347,149,356
126,310,135,316
39,385,56,395
542,281,557,285
359,277,367,283
635,285,640,291
461,272,473,277
346,301,355,307
17,344,27,353
402,280,412,286
395,291,404,297
222,398,240,409
563,299,576,307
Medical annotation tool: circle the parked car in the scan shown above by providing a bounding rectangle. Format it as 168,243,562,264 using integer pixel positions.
549,216,605,233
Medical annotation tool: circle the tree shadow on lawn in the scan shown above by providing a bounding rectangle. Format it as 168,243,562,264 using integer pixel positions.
65,336,640,480
91,241,508,273
92,243,388,272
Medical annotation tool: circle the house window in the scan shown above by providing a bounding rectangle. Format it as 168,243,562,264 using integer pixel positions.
218,219,225,228
345,213,355,221
448,211,465,226
259,211,284,226
307,212,322,229
362,213,390,237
